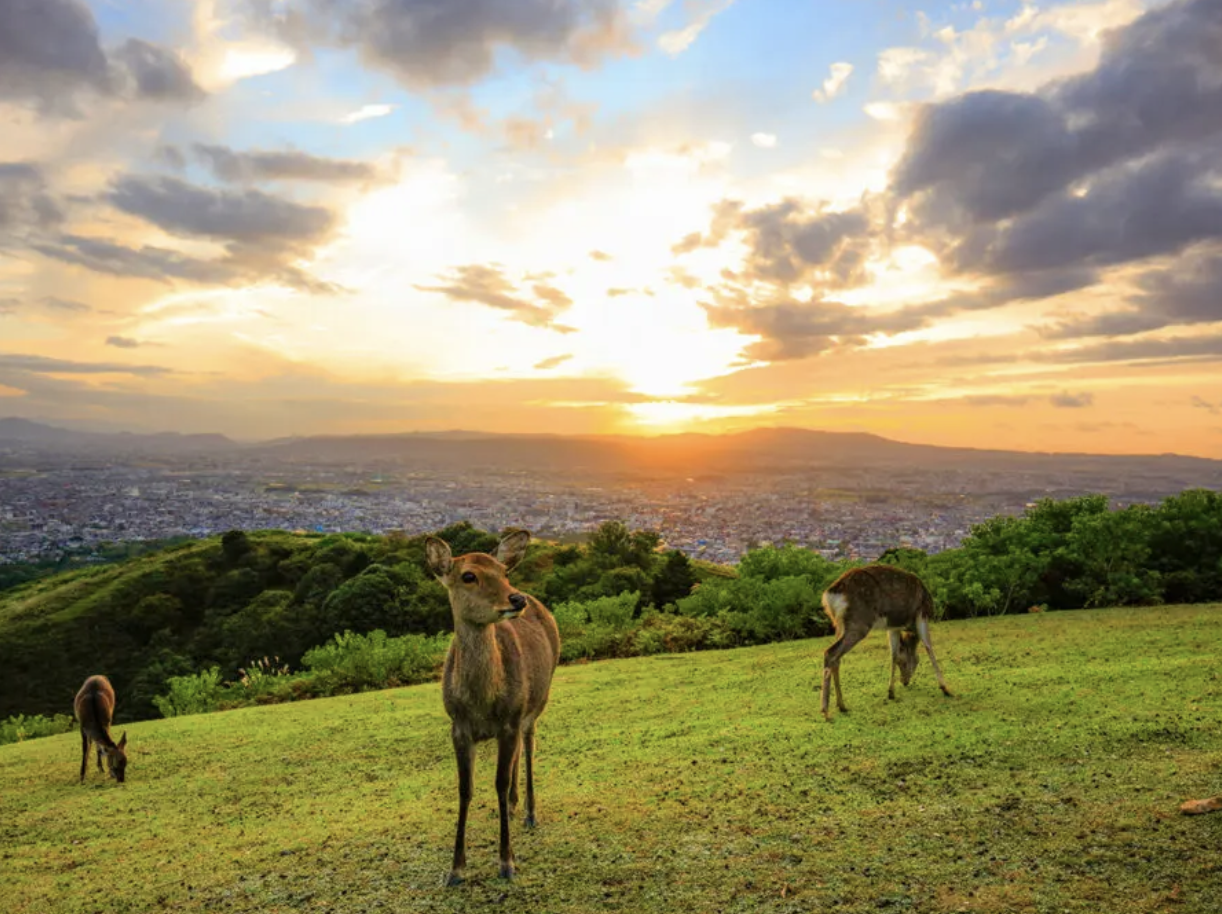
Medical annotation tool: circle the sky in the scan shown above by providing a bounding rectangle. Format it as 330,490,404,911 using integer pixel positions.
1,0,1220,456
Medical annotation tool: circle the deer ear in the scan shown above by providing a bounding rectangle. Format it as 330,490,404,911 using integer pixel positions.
496,529,531,570
425,537,453,577
118,731,127,749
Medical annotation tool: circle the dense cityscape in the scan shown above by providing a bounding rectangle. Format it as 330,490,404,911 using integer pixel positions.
3,448,1214,566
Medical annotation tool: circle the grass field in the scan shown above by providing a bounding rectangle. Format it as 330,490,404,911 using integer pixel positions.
2,605,1221,913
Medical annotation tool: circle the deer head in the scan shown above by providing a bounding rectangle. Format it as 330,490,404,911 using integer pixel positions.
426,530,532,627
895,631,921,686
107,732,128,783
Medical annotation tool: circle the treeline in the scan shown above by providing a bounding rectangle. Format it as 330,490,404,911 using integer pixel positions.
0,490,1219,735
0,537,196,593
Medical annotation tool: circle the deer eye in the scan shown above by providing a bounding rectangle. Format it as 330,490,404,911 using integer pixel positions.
461,571,478,584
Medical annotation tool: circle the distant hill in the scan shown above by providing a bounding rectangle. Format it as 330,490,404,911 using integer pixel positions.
3,417,1220,482
0,418,236,456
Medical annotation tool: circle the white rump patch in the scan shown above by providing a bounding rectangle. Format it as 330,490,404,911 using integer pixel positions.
824,592,849,625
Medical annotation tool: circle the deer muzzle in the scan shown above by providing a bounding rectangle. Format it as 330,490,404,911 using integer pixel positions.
500,592,527,619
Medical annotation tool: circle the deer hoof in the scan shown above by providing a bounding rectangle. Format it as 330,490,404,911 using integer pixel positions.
444,872,465,888
499,863,516,880
524,814,537,829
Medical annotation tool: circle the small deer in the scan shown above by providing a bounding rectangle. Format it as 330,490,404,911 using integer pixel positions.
74,674,127,783
820,564,952,721
425,530,560,886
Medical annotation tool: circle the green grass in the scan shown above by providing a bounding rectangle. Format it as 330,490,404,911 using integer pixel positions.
2,605,1221,913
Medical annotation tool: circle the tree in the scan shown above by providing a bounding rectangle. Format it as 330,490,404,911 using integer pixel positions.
652,550,697,609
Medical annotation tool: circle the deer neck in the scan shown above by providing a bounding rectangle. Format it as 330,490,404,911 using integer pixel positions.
451,620,505,707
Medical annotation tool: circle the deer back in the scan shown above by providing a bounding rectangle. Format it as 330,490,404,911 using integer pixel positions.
74,675,116,741
824,564,933,631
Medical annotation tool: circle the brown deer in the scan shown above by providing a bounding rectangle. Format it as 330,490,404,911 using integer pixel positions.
425,529,560,886
73,674,128,783
820,564,952,721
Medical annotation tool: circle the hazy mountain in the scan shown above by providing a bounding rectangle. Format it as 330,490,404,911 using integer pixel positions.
0,418,237,455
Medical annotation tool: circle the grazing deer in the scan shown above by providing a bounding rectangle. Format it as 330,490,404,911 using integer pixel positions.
73,675,127,783
425,530,560,886
820,564,952,721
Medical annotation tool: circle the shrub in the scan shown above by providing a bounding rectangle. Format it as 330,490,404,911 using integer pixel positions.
301,629,449,692
0,713,74,745
153,667,225,718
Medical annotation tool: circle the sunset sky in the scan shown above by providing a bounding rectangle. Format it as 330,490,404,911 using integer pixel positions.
1,0,1220,455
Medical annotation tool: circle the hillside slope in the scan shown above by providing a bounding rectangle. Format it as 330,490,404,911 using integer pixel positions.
2,606,1220,914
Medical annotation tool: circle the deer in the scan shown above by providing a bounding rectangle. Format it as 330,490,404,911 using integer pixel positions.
425,529,561,887
73,674,128,783
820,564,952,721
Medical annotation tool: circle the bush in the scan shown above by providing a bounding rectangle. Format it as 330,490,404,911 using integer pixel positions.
301,629,449,692
0,713,74,745
153,667,225,718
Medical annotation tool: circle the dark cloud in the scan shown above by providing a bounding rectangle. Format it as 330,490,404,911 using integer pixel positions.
1039,247,1222,340
895,0,1222,230
415,263,575,332
533,354,573,370
702,296,926,361
40,296,90,313
111,39,203,103
0,295,88,317
0,352,171,376
962,394,1031,407
1190,395,1219,414
1049,391,1095,409
108,175,334,246
250,0,635,89
0,0,204,116
32,234,242,285
1039,331,1222,365
0,0,111,115
154,145,187,171
192,144,379,184
105,336,141,349
0,163,63,238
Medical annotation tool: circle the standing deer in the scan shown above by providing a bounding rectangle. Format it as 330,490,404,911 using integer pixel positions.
820,564,952,721
74,674,128,783
426,529,560,886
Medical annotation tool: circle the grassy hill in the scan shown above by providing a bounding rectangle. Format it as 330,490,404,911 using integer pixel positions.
2,605,1221,914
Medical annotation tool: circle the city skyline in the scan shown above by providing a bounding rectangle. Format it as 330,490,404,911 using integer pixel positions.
2,0,1221,457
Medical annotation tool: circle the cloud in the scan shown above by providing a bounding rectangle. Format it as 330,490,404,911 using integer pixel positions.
1190,395,1219,414
111,39,204,103
1039,331,1222,365
812,62,853,103
108,175,333,245
254,0,637,89
0,0,203,116
534,353,573,370
658,0,736,56
589,249,613,261
339,103,395,124
415,263,576,332
0,163,63,238
0,352,172,376
702,297,926,361
1049,391,1095,408
894,0,1222,233
105,336,142,349
750,132,777,149
191,144,380,184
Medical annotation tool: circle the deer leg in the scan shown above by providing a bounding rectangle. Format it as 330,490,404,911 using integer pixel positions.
509,732,521,815
445,731,475,887
96,745,104,772
887,630,902,700
916,617,953,697
822,628,867,721
79,732,89,783
496,731,519,880
522,721,537,829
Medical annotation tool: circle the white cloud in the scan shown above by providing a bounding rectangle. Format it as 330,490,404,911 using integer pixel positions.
750,132,777,149
658,0,737,56
812,62,853,103
339,104,395,125
863,101,906,122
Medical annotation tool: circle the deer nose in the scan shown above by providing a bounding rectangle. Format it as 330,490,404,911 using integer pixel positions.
508,593,527,611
